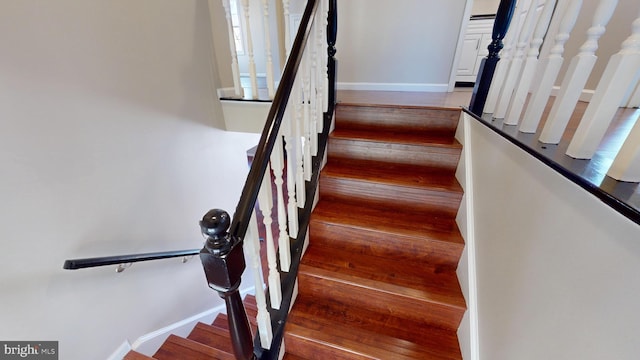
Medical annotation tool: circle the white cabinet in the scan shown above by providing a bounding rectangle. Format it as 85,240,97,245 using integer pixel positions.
456,18,495,83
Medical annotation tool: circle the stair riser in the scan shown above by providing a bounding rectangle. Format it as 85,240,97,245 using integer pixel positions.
328,138,461,170
319,175,462,215
336,105,460,133
309,219,463,268
297,271,465,330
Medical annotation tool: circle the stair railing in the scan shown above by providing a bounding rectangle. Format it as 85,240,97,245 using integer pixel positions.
470,0,640,183
199,0,337,358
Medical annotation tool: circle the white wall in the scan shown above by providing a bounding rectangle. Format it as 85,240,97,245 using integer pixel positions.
336,0,467,92
465,114,640,359
0,1,259,359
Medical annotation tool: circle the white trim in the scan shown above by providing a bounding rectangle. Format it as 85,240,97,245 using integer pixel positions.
551,86,594,103
129,286,255,356
448,0,475,92
337,82,449,92
217,87,243,98
106,340,132,360
457,113,480,360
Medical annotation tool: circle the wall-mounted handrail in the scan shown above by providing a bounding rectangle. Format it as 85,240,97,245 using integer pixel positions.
63,249,199,270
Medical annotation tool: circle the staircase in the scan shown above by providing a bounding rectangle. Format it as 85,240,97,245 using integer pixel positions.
125,101,467,359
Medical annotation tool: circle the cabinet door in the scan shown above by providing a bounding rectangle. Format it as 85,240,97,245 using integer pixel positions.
457,33,482,76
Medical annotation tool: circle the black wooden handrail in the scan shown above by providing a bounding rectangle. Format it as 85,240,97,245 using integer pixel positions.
63,248,199,270
198,0,336,359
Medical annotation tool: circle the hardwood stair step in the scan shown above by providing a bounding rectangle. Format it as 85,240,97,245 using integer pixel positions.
321,158,463,215
282,354,307,360
213,313,258,335
287,294,462,359
123,351,155,359
311,197,464,243
328,131,461,170
187,322,234,353
335,103,461,134
298,244,465,330
153,335,234,360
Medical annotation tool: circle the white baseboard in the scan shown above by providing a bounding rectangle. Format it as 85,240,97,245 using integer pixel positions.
337,82,449,92
110,286,256,358
551,86,594,102
106,341,132,360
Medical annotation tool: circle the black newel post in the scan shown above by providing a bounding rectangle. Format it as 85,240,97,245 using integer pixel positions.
327,0,338,110
469,0,517,116
199,209,255,360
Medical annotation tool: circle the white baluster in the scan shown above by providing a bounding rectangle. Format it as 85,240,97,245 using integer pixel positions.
302,48,313,182
282,0,292,57
294,76,306,208
321,0,330,113
309,23,319,157
495,0,542,121
261,0,275,98
283,105,299,237
241,0,259,99
218,0,244,98
520,0,583,133
257,163,282,309
607,118,640,182
566,16,640,159
505,0,557,123
622,75,640,107
244,212,272,348
484,0,526,114
270,131,291,272
315,8,326,133
540,0,618,144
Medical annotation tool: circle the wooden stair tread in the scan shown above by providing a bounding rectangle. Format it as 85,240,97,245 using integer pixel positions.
123,351,155,360
324,158,462,193
187,322,234,353
331,128,462,148
288,294,462,359
312,198,464,243
300,245,465,309
153,335,234,360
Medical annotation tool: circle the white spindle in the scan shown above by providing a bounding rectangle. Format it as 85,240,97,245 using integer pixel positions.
257,163,282,309
484,0,526,114
322,0,330,113
302,49,313,182
495,0,542,120
244,212,273,348
520,0,583,133
219,0,244,98
270,131,291,272
282,0,292,57
316,8,326,133
540,0,618,144
505,0,557,123
294,77,306,208
607,118,640,182
566,15,640,159
622,75,640,107
309,22,319,157
283,106,299,237
261,0,276,98
241,0,259,99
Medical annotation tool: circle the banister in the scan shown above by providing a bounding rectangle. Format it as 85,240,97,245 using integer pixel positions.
469,0,517,115
63,248,199,270
228,0,319,244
